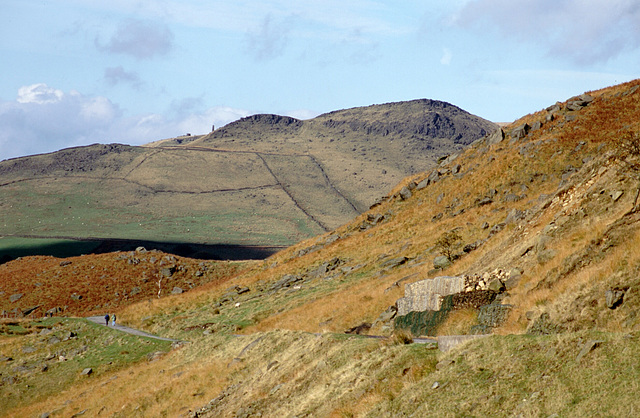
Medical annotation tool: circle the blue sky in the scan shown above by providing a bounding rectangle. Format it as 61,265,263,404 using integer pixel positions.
1,0,639,161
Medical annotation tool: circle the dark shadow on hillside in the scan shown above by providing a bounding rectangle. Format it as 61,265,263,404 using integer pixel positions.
0,237,285,264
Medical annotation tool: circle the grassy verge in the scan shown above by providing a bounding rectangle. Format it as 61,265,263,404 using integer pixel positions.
0,317,172,415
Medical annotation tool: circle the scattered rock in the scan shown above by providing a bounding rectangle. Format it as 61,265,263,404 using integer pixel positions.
610,190,624,201
530,120,543,131
59,260,72,267
486,128,505,145
81,367,93,376
510,123,530,140
433,255,451,270
605,288,626,309
48,336,61,345
505,208,526,224
160,266,177,278
415,178,429,190
345,322,371,335
22,305,40,316
9,293,23,303
487,279,506,293
566,94,594,111
374,305,398,324
380,256,408,269
576,340,604,362
399,187,412,200
475,197,493,207
172,287,184,295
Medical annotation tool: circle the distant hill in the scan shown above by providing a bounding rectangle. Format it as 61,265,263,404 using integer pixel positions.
0,99,496,260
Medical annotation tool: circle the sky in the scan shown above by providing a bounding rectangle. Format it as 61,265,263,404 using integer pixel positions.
1,0,639,161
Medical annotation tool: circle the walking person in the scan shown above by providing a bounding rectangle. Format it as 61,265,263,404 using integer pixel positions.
104,313,110,326
111,313,116,327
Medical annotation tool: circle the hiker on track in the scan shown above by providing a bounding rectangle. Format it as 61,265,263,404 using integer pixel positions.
104,313,110,326
111,313,116,327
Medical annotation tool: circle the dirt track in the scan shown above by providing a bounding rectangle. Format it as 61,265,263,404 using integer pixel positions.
86,316,182,342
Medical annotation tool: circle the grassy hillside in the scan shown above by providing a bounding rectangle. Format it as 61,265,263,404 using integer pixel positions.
3,80,640,416
0,100,495,261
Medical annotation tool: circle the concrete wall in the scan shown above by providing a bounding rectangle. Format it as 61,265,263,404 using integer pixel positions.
396,276,465,316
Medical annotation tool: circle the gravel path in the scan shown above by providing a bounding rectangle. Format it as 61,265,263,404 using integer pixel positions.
86,316,182,342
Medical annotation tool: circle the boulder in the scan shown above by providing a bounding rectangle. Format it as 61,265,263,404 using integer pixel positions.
605,288,626,309
487,279,506,293
22,306,40,316
380,256,408,269
510,123,530,140
433,255,451,269
399,187,412,200
160,265,177,277
486,128,505,145
610,190,624,201
576,340,604,362
171,287,184,295
415,178,429,190
530,121,543,131
375,305,398,323
505,208,526,224
81,367,93,376
9,293,23,303
566,94,594,111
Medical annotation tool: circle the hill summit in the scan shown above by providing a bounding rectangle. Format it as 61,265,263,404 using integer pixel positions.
0,99,495,260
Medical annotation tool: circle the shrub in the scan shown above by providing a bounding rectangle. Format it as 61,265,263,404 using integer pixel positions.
434,230,462,261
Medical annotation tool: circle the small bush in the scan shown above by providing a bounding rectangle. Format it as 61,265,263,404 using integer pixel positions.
434,230,462,261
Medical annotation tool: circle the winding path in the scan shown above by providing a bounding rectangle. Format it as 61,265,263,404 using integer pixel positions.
85,316,182,342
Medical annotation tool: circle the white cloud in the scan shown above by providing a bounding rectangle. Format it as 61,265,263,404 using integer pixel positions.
17,83,64,104
455,0,640,65
96,19,174,59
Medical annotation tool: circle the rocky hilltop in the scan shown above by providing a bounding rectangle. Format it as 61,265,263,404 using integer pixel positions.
0,99,495,261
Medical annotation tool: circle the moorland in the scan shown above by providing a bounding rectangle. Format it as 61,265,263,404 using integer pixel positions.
2,80,640,417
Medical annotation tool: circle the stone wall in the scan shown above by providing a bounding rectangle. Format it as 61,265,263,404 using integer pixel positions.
396,276,465,316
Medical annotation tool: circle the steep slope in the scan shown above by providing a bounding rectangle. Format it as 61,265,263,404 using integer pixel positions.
4,80,640,417
0,100,496,261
